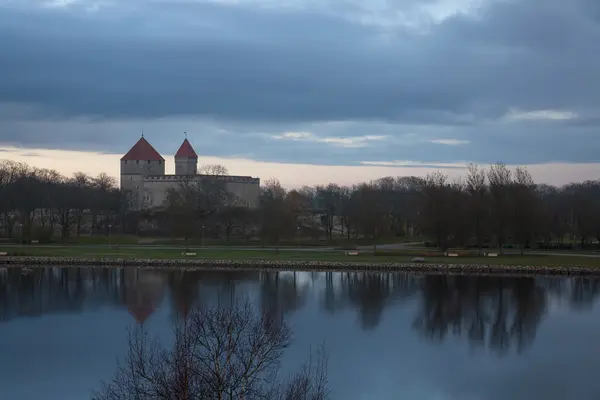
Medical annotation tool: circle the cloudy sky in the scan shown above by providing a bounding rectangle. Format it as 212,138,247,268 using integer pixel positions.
1,0,599,186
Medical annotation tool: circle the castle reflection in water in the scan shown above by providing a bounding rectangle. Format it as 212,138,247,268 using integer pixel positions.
0,267,263,325
1,266,600,354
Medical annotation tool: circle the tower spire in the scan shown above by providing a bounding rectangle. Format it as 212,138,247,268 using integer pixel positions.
175,137,198,175
141,128,144,138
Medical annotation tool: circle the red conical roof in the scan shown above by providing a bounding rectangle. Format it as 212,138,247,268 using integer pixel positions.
121,137,165,161
128,304,155,324
175,138,198,158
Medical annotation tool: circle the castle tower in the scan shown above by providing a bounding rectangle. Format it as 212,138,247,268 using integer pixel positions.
175,138,198,175
120,137,165,210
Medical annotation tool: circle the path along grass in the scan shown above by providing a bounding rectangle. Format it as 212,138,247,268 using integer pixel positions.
2,246,600,268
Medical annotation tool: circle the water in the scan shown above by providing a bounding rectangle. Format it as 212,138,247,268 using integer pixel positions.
2,267,600,400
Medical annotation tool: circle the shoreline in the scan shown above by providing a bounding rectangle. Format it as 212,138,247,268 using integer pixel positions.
2,256,600,276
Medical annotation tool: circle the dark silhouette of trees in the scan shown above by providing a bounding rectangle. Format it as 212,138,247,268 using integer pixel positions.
91,299,328,400
512,167,538,255
465,164,489,255
488,163,513,254
259,179,295,248
2,157,600,249
419,172,454,250
0,161,125,241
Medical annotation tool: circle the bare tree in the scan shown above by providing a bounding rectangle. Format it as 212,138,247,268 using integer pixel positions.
488,162,513,254
91,299,329,400
90,173,120,233
199,164,229,176
260,179,293,250
337,186,353,239
512,167,538,256
465,164,488,255
315,184,341,240
55,179,78,239
420,172,453,251
567,181,600,249
72,172,93,236
449,179,470,248
164,177,228,247
352,182,389,250
216,194,254,241
295,187,322,240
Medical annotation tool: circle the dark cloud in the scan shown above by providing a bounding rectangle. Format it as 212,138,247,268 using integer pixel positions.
0,0,599,165
2,0,599,122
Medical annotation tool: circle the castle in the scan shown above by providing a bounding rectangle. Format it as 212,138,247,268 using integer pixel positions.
120,137,260,210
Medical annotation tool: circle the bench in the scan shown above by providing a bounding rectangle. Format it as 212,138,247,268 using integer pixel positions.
411,257,425,263
181,252,197,256
345,252,359,256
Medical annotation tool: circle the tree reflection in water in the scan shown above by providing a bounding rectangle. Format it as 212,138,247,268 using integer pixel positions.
412,275,547,354
2,267,600,355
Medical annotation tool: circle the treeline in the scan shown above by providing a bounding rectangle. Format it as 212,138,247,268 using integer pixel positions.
1,159,600,250
0,161,126,242
155,163,600,252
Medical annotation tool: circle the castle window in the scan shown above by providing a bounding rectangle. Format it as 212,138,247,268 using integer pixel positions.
158,160,162,164
136,160,139,164
148,160,151,164
124,160,127,164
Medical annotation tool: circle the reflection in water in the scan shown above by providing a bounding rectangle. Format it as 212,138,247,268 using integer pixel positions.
413,275,547,354
0,267,126,322
124,269,167,324
3,268,600,399
2,267,600,355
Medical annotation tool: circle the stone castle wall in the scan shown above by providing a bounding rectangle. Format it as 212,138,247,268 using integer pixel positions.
142,175,260,209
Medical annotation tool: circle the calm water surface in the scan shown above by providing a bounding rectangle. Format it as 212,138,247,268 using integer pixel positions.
2,267,600,400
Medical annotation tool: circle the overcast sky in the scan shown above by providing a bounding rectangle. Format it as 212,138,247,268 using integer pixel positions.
1,0,599,184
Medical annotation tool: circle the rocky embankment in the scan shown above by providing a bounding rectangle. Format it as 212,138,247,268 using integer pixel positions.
2,256,600,276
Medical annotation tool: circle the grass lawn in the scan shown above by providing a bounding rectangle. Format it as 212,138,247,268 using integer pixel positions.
2,246,600,267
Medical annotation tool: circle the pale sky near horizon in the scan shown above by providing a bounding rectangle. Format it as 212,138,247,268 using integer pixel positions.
2,145,598,189
1,0,600,185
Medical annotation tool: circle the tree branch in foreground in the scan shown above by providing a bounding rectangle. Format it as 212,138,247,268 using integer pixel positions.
91,299,329,400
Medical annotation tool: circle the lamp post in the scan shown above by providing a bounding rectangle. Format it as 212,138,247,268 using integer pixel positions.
108,224,112,248
297,225,300,248
18,223,23,245
201,225,205,248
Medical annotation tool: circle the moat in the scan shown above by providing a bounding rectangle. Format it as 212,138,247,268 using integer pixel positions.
2,267,600,399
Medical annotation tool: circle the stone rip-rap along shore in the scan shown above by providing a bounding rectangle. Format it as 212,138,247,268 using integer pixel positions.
2,256,600,276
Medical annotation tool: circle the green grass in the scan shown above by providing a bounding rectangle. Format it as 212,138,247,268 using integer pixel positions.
61,235,141,246
2,246,600,267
